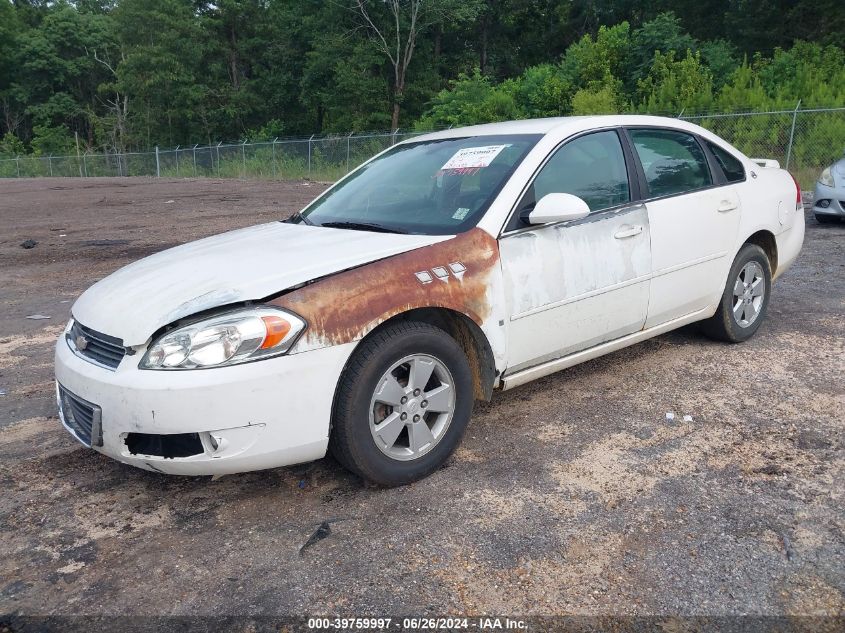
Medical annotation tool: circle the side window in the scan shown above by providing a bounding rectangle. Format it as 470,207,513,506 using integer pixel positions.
707,141,746,182
528,130,630,213
630,129,712,197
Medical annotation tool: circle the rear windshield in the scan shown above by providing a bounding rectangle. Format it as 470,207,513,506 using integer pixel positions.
298,134,541,235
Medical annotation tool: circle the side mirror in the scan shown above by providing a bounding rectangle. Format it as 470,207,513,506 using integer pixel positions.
525,192,590,225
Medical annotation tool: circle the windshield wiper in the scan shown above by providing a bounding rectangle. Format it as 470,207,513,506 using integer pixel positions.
318,221,407,234
283,212,313,226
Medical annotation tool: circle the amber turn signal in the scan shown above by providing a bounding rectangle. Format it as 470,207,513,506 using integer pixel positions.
260,315,292,349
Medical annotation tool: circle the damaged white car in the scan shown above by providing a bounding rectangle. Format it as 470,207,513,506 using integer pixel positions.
55,116,805,485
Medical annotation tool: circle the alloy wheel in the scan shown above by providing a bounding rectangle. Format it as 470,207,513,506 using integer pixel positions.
368,354,456,461
732,261,765,328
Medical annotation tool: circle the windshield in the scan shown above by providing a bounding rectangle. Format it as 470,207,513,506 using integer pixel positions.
296,134,541,235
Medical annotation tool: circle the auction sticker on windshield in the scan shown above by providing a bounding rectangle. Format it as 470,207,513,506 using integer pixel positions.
440,145,510,171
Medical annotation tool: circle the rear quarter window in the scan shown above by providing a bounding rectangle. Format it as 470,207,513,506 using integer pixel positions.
707,142,746,182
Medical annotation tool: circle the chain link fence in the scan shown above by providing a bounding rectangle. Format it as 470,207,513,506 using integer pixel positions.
2,106,843,188
0,130,423,183
680,105,845,188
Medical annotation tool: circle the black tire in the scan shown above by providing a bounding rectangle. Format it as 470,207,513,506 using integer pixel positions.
815,214,839,224
329,321,474,486
701,243,772,343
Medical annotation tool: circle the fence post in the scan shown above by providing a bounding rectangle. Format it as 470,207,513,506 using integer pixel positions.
15,156,20,178
192,144,198,177
307,134,314,177
241,140,247,179
155,146,160,178
175,145,180,177
75,131,82,177
272,138,277,178
391,129,398,146
48,155,53,177
785,99,801,170
216,142,222,176
346,131,353,173
83,152,88,177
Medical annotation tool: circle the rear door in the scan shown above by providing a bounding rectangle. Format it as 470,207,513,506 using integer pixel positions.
499,129,651,372
626,128,742,328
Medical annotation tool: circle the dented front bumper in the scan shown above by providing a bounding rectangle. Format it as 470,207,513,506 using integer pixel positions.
54,331,357,475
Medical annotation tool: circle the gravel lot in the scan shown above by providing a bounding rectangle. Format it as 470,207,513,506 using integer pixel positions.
0,178,843,625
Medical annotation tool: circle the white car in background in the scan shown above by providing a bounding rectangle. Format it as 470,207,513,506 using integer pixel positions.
55,115,805,486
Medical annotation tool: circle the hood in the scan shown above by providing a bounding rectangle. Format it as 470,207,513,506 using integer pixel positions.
72,222,450,346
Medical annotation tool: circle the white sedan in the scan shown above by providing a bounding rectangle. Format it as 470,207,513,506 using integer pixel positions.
55,115,805,485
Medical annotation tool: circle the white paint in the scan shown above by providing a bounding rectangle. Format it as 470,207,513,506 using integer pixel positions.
72,222,448,346
501,307,713,390
500,205,651,370
750,158,780,168
526,193,590,225
643,186,741,328
55,333,357,475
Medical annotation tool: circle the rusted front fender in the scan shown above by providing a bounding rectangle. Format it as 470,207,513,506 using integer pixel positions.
269,228,507,373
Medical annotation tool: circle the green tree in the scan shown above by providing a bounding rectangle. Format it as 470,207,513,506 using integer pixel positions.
571,84,624,115
509,64,571,118
0,0,24,137
12,5,115,147
416,70,518,129
0,131,26,157
351,0,483,130
560,22,631,91
626,12,697,90
30,123,76,155
113,0,207,146
637,50,714,114
2,0,844,154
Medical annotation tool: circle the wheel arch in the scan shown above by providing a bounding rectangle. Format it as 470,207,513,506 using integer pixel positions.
342,307,498,402
742,229,778,274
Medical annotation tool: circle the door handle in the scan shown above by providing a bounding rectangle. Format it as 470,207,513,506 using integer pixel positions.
614,225,643,239
717,200,738,212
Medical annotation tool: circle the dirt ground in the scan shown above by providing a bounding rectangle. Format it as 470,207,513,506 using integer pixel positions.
0,178,843,626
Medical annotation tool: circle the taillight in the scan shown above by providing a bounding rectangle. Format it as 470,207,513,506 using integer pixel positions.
789,173,802,207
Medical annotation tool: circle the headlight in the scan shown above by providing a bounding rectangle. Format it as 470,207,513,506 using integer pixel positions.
819,166,835,187
140,307,305,370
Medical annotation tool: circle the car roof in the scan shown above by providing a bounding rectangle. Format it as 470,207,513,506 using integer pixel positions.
410,115,708,142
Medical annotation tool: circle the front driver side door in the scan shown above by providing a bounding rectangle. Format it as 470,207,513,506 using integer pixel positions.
498,129,652,372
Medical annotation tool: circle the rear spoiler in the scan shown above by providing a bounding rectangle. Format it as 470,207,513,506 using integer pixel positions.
750,158,781,169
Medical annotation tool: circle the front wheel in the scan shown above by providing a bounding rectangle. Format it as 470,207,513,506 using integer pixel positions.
329,321,474,486
701,243,772,343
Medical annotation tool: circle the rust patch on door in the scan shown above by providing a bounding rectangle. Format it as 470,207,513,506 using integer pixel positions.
269,228,499,349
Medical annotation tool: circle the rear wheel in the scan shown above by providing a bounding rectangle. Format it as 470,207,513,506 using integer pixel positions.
815,214,839,224
329,321,474,486
701,243,772,343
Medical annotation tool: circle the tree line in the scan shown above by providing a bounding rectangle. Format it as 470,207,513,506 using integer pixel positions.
1,0,844,157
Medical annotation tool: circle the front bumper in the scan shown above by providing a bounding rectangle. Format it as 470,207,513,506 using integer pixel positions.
812,181,845,216
55,331,356,475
